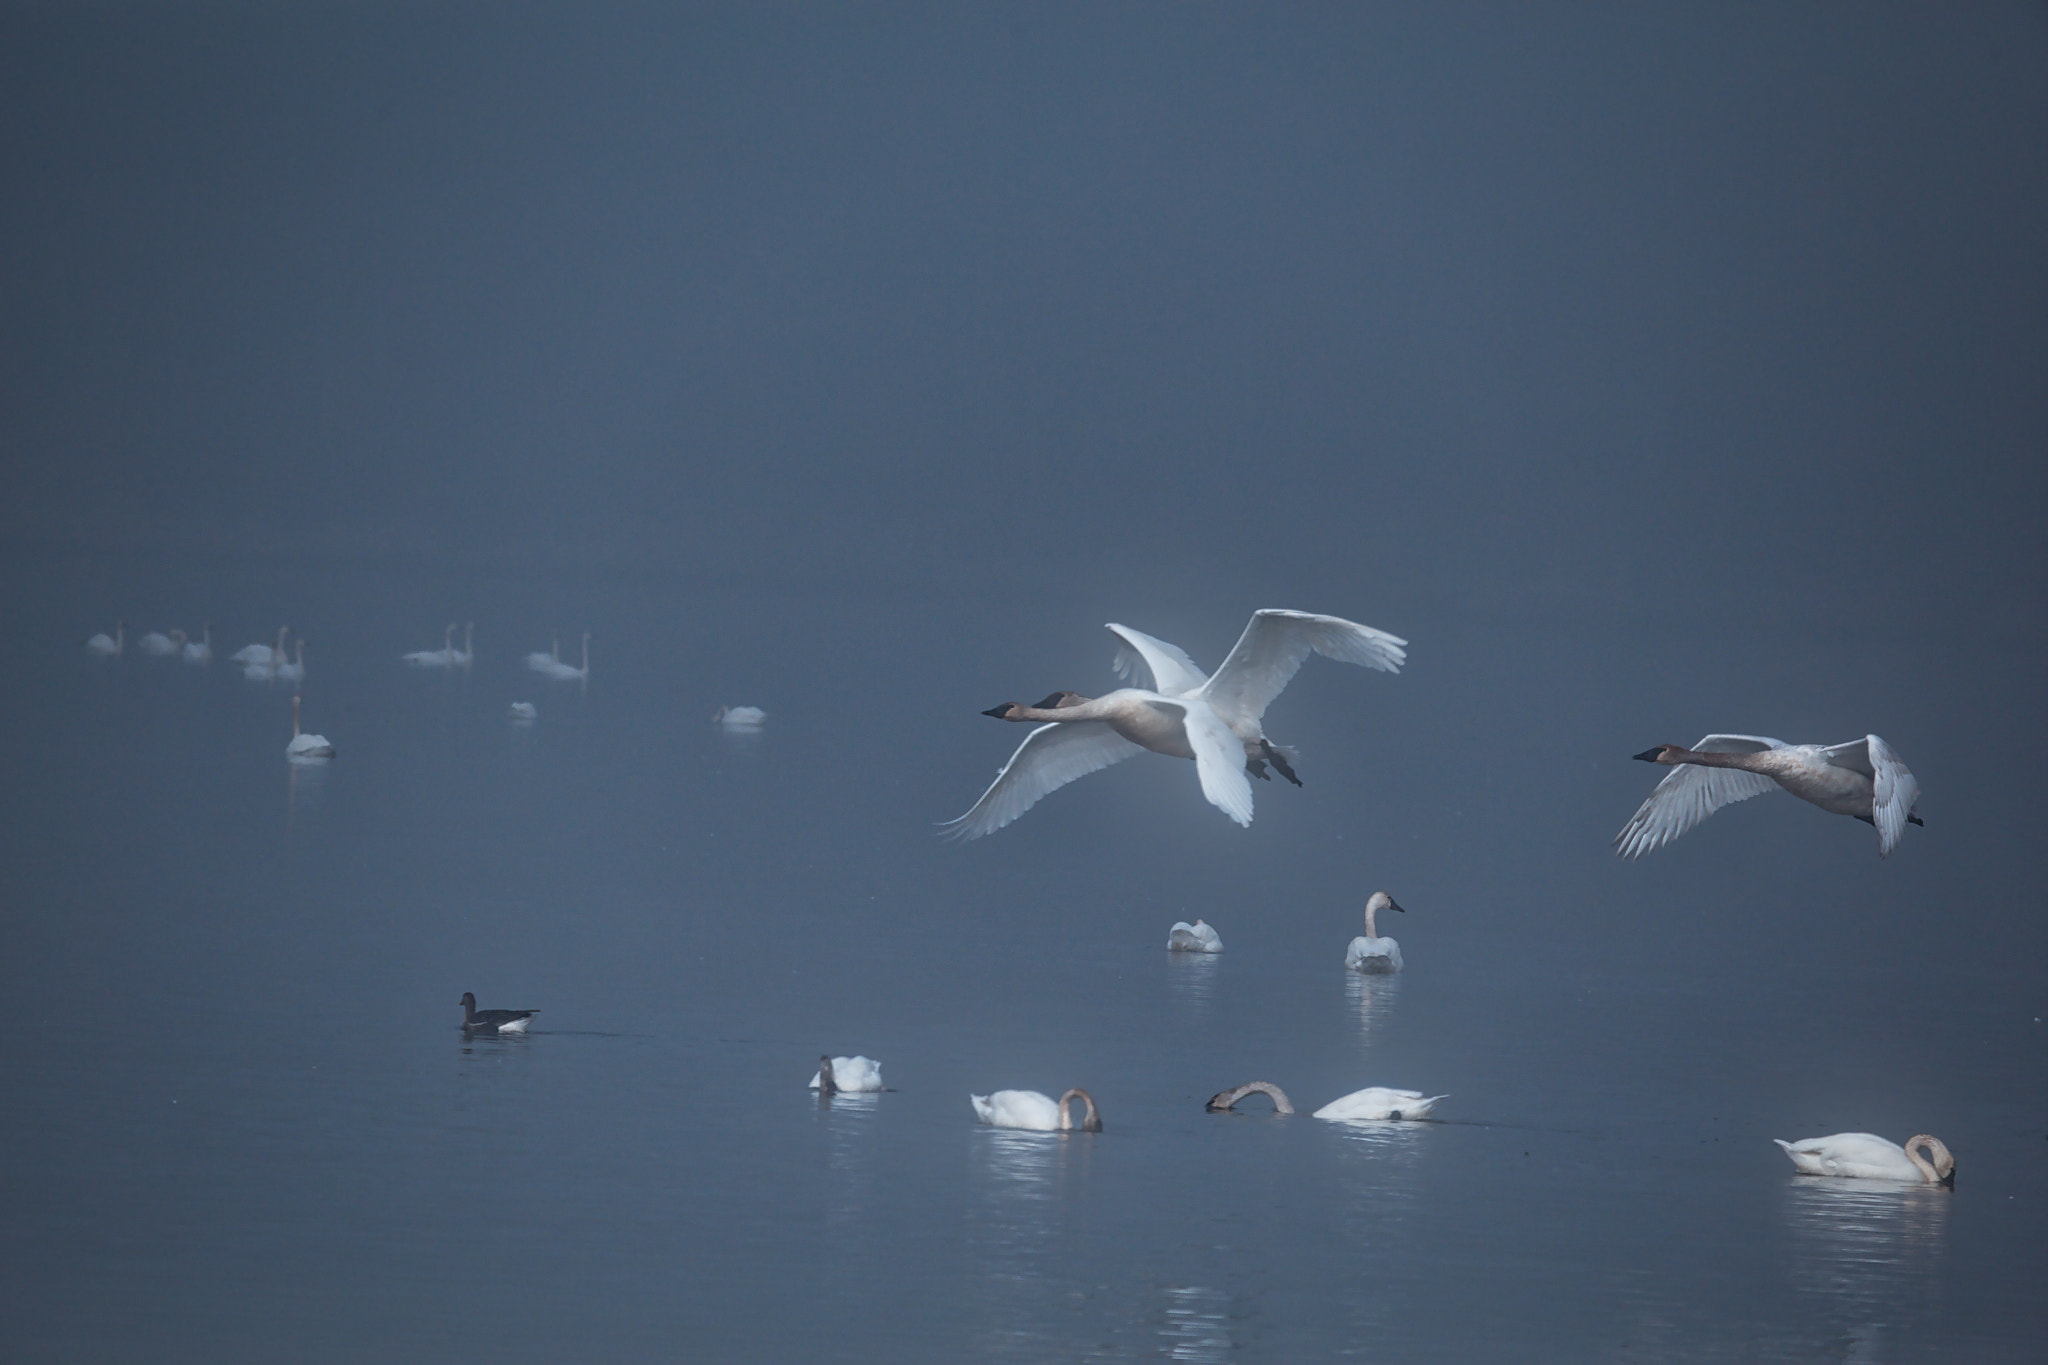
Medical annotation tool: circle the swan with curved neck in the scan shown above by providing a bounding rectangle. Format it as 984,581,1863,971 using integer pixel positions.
1617,734,1922,858
809,1055,883,1092
971,1087,1102,1132
1774,1132,1954,1184
945,611,1406,839
1207,1081,1293,1114
1345,891,1405,973
816,1055,837,1096
85,622,125,656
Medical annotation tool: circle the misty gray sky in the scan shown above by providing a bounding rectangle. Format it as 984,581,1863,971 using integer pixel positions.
3,3,2043,645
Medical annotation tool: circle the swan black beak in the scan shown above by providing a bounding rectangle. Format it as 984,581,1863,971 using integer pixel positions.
981,704,1013,719
1388,899,1405,914
1632,747,1665,762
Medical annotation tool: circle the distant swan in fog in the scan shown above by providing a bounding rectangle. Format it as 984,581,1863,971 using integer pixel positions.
1312,1087,1446,1121
1616,734,1922,859
448,622,474,668
971,1088,1102,1132
715,706,766,728
538,633,590,681
404,624,457,668
1207,1081,1293,1114
274,639,306,684
810,1055,884,1093
1773,1133,1955,1184
286,695,334,761
233,628,286,666
183,624,211,664
944,610,1406,840
85,622,124,656
509,701,538,724
525,637,560,672
1345,891,1404,973
1168,919,1223,953
459,991,537,1034
138,629,185,657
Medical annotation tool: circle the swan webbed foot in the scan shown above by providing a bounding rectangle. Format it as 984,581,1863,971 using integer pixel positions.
1908,813,1925,827
1246,758,1271,781
1261,740,1303,787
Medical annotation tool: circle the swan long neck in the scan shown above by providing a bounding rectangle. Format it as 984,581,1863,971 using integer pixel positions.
1671,747,1762,772
1904,1134,1954,1183
817,1056,837,1096
1365,903,1378,938
292,695,302,739
1000,696,1114,723
1209,1081,1293,1114
1057,1088,1101,1132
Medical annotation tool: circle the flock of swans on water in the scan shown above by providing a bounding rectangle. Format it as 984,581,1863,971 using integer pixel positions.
93,606,1949,1181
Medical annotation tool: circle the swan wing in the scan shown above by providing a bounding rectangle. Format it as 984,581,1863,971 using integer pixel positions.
942,720,1143,840
1157,698,1255,827
1823,735,1918,856
1613,734,1787,859
1105,623,1210,696
1198,610,1407,728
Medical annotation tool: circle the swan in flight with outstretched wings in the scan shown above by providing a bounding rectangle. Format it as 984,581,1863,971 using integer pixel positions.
1615,734,1921,859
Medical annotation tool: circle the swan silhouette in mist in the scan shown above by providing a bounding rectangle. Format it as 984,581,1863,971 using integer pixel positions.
404,624,457,668
810,1056,884,1093
971,1088,1102,1132
183,624,211,664
274,639,306,684
138,629,185,657
525,637,560,672
1312,1087,1446,1121
1167,919,1223,953
1344,891,1405,973
1616,734,1922,858
945,610,1406,839
537,633,590,681
459,992,537,1034
448,623,474,668
85,622,124,656
509,701,538,724
1773,1133,1954,1184
715,706,767,728
233,628,286,666
286,695,334,762
1207,1082,1293,1114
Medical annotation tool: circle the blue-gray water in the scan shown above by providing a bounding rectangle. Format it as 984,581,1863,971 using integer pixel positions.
4,564,2042,1362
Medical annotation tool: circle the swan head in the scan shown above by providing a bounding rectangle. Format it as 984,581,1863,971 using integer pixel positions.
1634,745,1684,764
1058,1088,1102,1132
1908,1134,1956,1185
1365,891,1404,916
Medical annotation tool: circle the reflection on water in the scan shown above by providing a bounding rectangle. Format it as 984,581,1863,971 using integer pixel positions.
284,759,326,832
962,1127,1096,1359
1166,951,1221,1022
812,1090,882,1230
1159,1284,1236,1363
1781,1176,1950,1358
1344,971,1402,1052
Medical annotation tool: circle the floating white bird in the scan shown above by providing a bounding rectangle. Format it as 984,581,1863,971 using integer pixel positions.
273,639,306,684
137,629,185,657
1207,1082,1293,1114
183,624,211,664
286,695,334,762
448,623,474,668
524,637,560,672
714,705,767,728
233,628,287,665
537,633,590,682
1345,891,1405,973
810,1055,884,1093
1312,1087,1446,1121
1773,1133,1954,1184
403,624,458,668
971,1088,1102,1132
1616,734,1923,859
85,622,125,656
945,610,1407,839
1168,919,1224,953
459,991,537,1034
508,701,538,723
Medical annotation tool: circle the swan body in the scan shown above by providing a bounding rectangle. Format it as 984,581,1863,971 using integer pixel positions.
1616,734,1922,858
537,633,591,681
459,991,537,1034
1312,1087,1446,1121
183,625,211,664
1207,1081,1293,1114
404,624,458,668
525,637,560,672
810,1055,884,1092
715,706,767,728
945,610,1405,839
1167,919,1224,953
1773,1133,1954,1184
1345,891,1405,973
85,622,124,656
971,1088,1102,1132
138,630,184,657
286,695,334,761
233,628,287,665
509,701,538,722
273,640,305,684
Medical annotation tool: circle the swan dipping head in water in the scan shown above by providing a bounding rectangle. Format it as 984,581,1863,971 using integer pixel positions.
1168,919,1224,953
1207,1082,1294,1114
1345,891,1405,973
1773,1132,1954,1185
810,1055,883,1093
971,1088,1102,1132
1312,1086,1446,1121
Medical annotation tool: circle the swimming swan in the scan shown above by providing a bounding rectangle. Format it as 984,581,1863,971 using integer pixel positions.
715,706,767,728
448,623,474,668
1168,919,1224,953
971,1088,1102,1132
537,633,591,682
233,628,288,666
1773,1133,1954,1184
1344,891,1405,973
1616,734,1923,859
944,610,1406,839
183,624,211,664
459,992,537,1034
403,624,458,668
138,629,185,656
810,1055,884,1093
525,637,560,672
1207,1081,1293,1114
508,701,538,723
85,622,125,656
286,695,334,761
273,639,306,684
1312,1087,1446,1121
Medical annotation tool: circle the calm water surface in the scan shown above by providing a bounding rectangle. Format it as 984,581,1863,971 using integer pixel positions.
3,566,2042,1361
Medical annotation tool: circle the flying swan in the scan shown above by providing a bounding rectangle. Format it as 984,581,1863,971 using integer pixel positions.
1345,891,1405,973
944,610,1406,839
971,1088,1102,1132
1615,734,1922,859
1773,1132,1954,1184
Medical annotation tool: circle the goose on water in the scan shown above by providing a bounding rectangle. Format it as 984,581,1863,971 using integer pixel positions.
971,1088,1102,1132
1345,891,1405,973
1773,1132,1954,1184
1616,734,1922,858
945,610,1406,839
459,992,538,1034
